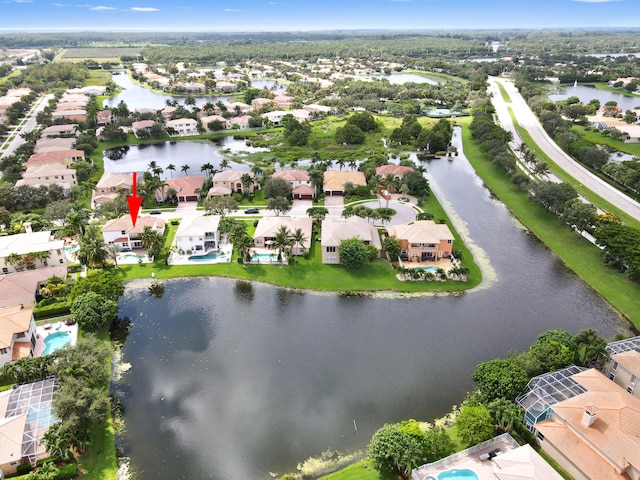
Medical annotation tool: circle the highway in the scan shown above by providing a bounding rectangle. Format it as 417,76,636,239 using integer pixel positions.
488,76,640,223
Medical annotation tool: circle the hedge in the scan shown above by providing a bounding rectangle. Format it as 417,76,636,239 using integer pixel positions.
13,461,78,480
67,264,82,273
33,301,71,319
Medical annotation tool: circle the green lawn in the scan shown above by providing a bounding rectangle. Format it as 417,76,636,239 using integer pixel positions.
458,116,640,328
496,82,512,103
572,125,640,158
318,460,395,480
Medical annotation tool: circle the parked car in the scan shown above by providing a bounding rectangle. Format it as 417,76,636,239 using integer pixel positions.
244,208,259,214
149,210,162,215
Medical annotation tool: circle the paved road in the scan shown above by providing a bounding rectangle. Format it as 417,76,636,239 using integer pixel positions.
488,76,640,222
0,94,53,160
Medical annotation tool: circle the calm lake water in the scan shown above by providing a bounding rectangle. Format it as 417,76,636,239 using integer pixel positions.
114,127,628,480
103,138,265,177
548,84,640,111
103,73,283,110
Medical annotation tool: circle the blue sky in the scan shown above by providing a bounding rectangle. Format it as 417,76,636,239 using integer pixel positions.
0,0,638,32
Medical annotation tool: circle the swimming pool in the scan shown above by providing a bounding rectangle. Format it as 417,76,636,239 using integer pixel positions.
437,469,479,480
187,251,227,262
43,331,71,355
120,253,146,260
252,253,279,262
414,266,438,273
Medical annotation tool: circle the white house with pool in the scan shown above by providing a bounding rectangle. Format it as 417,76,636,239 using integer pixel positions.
174,215,221,254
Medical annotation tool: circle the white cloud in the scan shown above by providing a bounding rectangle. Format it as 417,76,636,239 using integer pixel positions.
15,0,34,3
91,5,117,10
131,6,159,11
224,8,243,12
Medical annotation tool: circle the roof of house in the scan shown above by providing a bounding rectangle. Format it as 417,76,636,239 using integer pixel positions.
34,137,76,152
102,216,165,235
175,215,221,238
0,304,34,349
19,164,75,180
207,185,232,196
376,164,414,177
0,231,63,258
229,115,252,125
612,350,640,376
201,115,228,125
25,150,84,166
293,184,315,195
0,413,27,466
387,220,454,244
253,217,313,249
321,217,382,249
166,118,197,127
95,172,133,190
536,369,640,479
492,444,565,480
323,171,367,191
272,170,310,182
0,266,67,308
212,170,254,183
41,124,78,136
165,176,204,198
132,120,156,130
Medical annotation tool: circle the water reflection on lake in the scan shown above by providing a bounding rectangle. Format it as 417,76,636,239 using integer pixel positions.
548,84,640,111
114,135,629,480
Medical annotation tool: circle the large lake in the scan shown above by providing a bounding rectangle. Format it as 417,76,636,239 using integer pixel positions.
114,127,628,480
548,84,640,111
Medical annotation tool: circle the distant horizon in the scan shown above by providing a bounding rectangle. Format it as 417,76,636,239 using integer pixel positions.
1,0,639,33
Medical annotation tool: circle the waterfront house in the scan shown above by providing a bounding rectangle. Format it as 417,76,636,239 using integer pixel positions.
323,170,367,196
131,120,156,138
0,230,66,275
174,215,221,254
320,217,381,264
211,170,256,195
253,217,312,256
166,118,198,136
101,216,165,252
161,176,204,202
387,220,454,262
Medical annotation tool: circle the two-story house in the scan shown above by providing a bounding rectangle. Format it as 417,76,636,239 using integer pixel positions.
387,220,454,262
101,216,165,252
174,215,221,254
320,217,381,264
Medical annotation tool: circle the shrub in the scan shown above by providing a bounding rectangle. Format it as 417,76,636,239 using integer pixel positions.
34,302,71,319
169,218,180,225
66,263,82,273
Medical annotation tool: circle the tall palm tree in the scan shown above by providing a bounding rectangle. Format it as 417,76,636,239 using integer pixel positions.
147,160,158,174
106,244,121,267
77,224,108,268
219,159,230,171
575,328,608,367
141,226,164,258
166,164,176,179
291,228,308,260
181,164,190,176
240,173,253,195
152,166,164,178
201,162,214,179
273,226,293,264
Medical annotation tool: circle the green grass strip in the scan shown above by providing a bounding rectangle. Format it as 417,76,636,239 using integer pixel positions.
496,82,512,103
508,108,640,230
457,116,640,329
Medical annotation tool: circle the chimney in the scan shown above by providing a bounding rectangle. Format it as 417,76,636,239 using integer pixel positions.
23,222,32,234
582,407,597,428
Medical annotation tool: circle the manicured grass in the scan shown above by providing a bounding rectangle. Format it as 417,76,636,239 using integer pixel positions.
318,460,395,480
508,108,640,230
584,82,640,99
458,116,640,328
572,125,640,158
496,82,512,103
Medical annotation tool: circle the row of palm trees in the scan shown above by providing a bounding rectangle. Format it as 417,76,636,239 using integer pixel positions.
395,264,470,282
5,251,51,271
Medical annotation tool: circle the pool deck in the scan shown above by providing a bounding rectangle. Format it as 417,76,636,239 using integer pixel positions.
406,258,454,270
168,244,233,265
34,321,79,357
412,435,520,480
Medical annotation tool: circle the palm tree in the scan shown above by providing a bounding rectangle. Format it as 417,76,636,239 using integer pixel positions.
77,224,109,268
575,328,608,367
106,244,121,267
32,250,50,268
201,162,214,179
5,253,22,271
336,159,346,171
181,164,190,176
290,228,307,261
251,164,264,178
219,159,230,171
273,226,293,264
240,173,253,195
147,160,158,174
141,226,164,258
152,166,164,178
166,164,176,179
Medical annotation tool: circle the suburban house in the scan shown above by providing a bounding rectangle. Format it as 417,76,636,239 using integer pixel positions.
211,170,255,195
161,176,204,202
160,106,177,119
34,137,76,153
0,304,37,367
0,378,60,474
603,349,640,399
387,220,454,262
96,109,113,125
532,369,640,480
228,115,252,130
376,164,414,180
253,217,312,255
251,97,273,110
293,184,315,200
101,216,165,252
215,81,238,93
14,164,77,195
93,172,133,207
131,120,156,138
320,217,381,264
262,110,288,125
166,118,198,136
273,94,293,108
303,103,332,118
200,114,230,131
289,109,311,122
323,170,367,196
51,109,86,123
24,150,84,168
174,215,221,254
184,82,206,93
40,124,78,138
0,230,66,275
272,169,310,188
0,266,67,308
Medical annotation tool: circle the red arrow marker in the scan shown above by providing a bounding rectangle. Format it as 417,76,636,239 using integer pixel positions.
127,172,143,227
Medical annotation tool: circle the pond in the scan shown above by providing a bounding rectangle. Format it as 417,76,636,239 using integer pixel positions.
114,127,628,479
104,73,285,111
548,84,640,111
103,138,263,176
